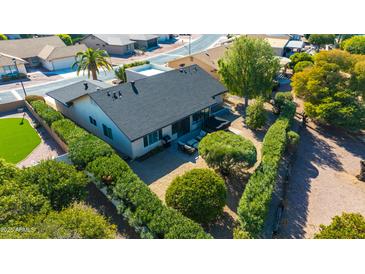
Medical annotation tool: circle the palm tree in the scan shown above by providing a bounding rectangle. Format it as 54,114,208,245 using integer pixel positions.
72,48,112,80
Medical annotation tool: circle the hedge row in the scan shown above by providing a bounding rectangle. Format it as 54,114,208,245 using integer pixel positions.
29,99,210,239
51,119,88,144
29,100,63,126
237,101,296,237
87,154,211,239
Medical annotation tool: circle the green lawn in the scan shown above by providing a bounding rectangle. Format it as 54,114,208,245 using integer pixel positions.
0,118,41,164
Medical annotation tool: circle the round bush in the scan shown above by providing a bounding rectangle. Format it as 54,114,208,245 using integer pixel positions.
287,130,300,148
294,61,313,73
245,98,267,129
199,131,257,174
165,168,227,224
68,134,114,168
20,160,88,210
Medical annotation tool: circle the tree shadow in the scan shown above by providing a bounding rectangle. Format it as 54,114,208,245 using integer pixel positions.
205,211,237,239
224,171,249,213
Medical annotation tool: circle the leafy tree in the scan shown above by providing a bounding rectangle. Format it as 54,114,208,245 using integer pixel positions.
218,36,280,110
289,52,313,69
114,67,126,82
57,34,72,46
0,158,19,184
1,203,117,239
20,160,88,210
233,227,251,239
313,49,354,72
0,179,50,225
72,48,112,80
351,60,365,98
0,34,8,40
273,91,293,113
294,60,313,73
308,34,336,48
165,169,227,224
245,98,267,129
199,131,257,175
292,61,365,131
341,36,365,55
314,213,365,239
68,134,114,168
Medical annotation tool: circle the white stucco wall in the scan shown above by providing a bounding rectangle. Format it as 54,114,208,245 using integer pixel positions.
53,95,134,158
41,57,76,71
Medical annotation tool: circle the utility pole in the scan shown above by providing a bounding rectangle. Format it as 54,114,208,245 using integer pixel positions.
12,58,27,97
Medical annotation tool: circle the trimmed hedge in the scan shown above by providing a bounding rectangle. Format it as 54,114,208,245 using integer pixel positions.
165,168,227,224
237,100,296,237
51,119,88,145
87,154,211,239
30,100,63,126
25,95,45,104
69,134,114,169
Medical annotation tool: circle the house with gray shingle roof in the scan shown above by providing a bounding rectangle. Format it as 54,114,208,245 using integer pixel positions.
79,34,159,55
46,64,227,159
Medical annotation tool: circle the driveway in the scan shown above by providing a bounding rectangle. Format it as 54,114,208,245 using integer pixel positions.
278,124,365,238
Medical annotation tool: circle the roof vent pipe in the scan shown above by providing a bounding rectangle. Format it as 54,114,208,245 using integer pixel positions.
83,82,88,90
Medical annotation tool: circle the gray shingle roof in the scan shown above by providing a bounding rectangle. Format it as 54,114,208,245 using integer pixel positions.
38,44,87,61
91,34,136,46
89,65,227,141
46,79,111,105
0,36,65,59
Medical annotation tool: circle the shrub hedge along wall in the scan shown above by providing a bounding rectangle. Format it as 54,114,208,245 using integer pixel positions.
29,98,210,239
237,100,296,237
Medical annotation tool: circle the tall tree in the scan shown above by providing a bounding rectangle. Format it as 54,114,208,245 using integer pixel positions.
218,36,279,111
72,48,112,80
308,34,336,48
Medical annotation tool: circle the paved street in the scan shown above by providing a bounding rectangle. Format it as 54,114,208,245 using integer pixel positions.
0,34,223,104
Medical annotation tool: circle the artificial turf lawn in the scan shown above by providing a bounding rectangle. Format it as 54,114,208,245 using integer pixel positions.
0,118,41,164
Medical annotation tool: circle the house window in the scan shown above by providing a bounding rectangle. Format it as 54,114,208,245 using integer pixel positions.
192,108,209,124
143,129,162,147
89,116,97,126
102,124,113,139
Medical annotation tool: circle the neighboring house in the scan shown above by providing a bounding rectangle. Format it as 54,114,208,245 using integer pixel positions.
46,65,227,159
0,53,27,76
0,36,86,72
79,34,159,55
155,34,174,43
5,34,21,40
79,34,136,56
168,35,290,79
37,44,87,71
129,34,159,50
125,63,172,82
284,40,305,56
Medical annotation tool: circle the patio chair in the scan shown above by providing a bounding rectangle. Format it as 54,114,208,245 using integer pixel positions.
195,130,207,141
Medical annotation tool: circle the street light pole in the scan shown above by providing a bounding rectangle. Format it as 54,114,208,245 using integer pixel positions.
12,58,27,97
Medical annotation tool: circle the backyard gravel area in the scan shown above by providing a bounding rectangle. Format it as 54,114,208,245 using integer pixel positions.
278,123,365,239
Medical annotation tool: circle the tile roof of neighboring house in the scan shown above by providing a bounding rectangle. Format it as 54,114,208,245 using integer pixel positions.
89,65,227,141
0,36,65,59
46,79,111,105
90,34,137,46
129,34,159,41
38,44,88,61
0,52,27,66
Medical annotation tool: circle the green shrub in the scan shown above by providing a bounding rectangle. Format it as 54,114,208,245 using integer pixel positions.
51,119,88,145
165,169,227,224
287,130,300,148
294,60,313,73
25,95,45,103
0,158,19,184
237,102,295,237
30,100,63,126
199,131,257,175
274,91,293,112
57,34,72,46
0,34,8,40
289,52,313,69
0,179,51,225
341,36,365,55
246,98,267,129
68,134,114,168
314,213,365,239
20,160,88,210
233,227,251,239
87,154,211,239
